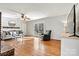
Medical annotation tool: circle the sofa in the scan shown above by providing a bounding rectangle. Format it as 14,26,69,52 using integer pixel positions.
1,30,23,40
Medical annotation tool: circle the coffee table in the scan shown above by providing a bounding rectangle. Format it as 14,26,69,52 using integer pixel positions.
0,45,15,56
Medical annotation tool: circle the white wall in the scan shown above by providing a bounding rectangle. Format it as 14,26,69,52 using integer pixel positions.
2,17,20,27
1,17,27,35
26,15,67,40
27,18,45,36
20,20,27,35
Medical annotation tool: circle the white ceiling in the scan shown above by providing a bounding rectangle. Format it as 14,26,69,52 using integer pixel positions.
0,3,74,20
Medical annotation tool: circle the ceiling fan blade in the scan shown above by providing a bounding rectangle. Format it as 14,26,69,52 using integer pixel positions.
24,16,30,20
26,18,30,20
7,8,23,14
6,8,30,20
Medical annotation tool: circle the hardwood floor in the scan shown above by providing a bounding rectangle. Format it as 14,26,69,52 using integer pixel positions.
1,37,61,56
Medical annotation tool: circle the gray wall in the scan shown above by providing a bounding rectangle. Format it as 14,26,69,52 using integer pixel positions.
26,15,67,40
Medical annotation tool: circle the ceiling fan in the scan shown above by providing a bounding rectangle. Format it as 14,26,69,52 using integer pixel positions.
7,8,30,21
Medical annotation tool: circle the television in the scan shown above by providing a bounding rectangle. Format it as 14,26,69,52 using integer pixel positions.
67,4,79,37
76,4,79,36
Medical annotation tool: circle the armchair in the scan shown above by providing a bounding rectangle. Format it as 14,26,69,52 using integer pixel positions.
42,30,51,41
12,30,23,40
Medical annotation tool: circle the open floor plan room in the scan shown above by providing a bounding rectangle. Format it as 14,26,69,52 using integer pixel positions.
1,3,79,56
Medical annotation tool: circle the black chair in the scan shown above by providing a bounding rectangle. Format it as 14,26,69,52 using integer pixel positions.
42,30,51,41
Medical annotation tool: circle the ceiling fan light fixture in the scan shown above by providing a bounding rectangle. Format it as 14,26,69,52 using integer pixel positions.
20,14,30,21
21,14,24,18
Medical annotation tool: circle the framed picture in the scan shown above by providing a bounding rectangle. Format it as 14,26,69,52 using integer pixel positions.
34,23,44,34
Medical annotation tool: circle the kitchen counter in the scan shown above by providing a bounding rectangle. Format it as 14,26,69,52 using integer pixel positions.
61,32,79,56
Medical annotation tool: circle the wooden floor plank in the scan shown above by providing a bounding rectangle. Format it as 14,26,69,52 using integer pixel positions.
1,37,61,56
